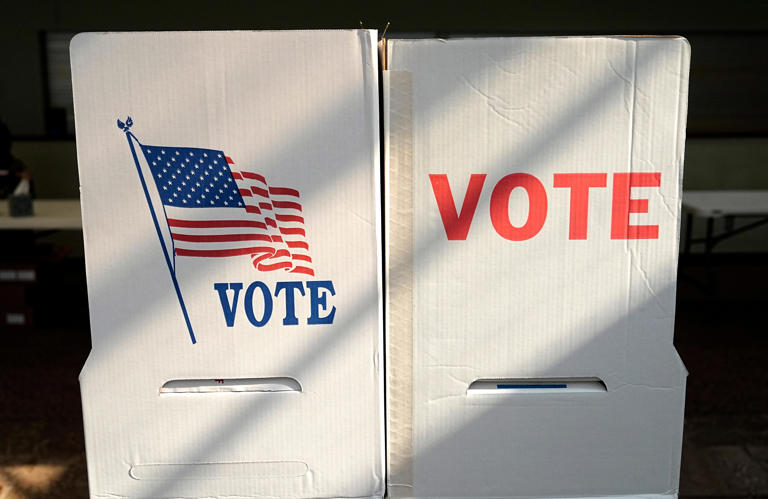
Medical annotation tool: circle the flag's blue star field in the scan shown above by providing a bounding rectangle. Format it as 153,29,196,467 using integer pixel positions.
141,145,244,208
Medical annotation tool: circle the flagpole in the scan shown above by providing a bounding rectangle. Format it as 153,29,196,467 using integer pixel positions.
119,118,197,344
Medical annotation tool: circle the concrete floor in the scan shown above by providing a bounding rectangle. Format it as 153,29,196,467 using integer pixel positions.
676,255,768,496
0,254,766,498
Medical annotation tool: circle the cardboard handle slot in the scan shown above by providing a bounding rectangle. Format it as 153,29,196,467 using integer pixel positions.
129,461,308,480
160,377,301,394
468,378,606,395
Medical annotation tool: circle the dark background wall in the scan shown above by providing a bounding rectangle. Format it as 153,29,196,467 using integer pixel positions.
3,0,768,134
2,0,768,246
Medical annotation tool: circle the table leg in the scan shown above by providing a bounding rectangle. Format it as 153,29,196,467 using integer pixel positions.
704,216,717,295
705,217,715,254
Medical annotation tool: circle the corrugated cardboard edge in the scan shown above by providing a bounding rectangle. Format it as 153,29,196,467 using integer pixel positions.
364,28,387,499
670,35,692,494
384,68,414,492
70,33,101,499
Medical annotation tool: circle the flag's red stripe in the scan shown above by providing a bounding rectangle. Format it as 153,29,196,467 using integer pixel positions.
265,217,277,228
273,200,302,211
239,189,252,197
272,235,283,242
292,254,312,263
280,227,305,236
176,246,273,257
245,205,262,214
259,261,293,272
269,187,300,197
231,172,243,180
171,233,272,243
251,186,269,198
286,241,309,250
274,249,291,258
290,266,315,276
259,202,272,211
225,156,234,164
276,214,304,223
242,172,267,183
168,218,266,230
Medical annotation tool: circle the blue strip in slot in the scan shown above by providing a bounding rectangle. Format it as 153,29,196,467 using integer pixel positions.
496,384,568,389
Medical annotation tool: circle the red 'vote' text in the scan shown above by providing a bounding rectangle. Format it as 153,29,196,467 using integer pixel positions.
429,172,662,241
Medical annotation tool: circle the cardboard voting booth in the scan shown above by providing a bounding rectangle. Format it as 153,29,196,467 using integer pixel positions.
72,30,384,498
385,37,689,498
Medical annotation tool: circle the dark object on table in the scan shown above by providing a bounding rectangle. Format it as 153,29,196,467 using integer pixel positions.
0,120,33,199
9,193,33,217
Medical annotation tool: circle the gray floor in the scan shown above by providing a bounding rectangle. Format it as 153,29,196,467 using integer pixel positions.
676,255,768,496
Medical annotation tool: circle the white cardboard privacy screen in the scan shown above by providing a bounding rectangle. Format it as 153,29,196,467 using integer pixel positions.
385,37,689,498
72,30,383,498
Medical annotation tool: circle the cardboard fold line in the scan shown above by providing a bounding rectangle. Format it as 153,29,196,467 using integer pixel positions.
129,461,308,481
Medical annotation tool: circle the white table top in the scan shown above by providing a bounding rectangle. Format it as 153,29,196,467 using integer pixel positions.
1,194,765,228
683,190,768,218
0,199,82,230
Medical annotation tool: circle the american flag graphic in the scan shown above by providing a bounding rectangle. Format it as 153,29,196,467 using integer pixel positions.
118,118,316,343
139,143,314,277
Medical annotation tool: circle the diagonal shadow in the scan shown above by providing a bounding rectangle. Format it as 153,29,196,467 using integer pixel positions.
87,38,519,499
81,31,379,359
386,39,686,497
389,282,685,498
77,36,678,498
128,39,670,498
